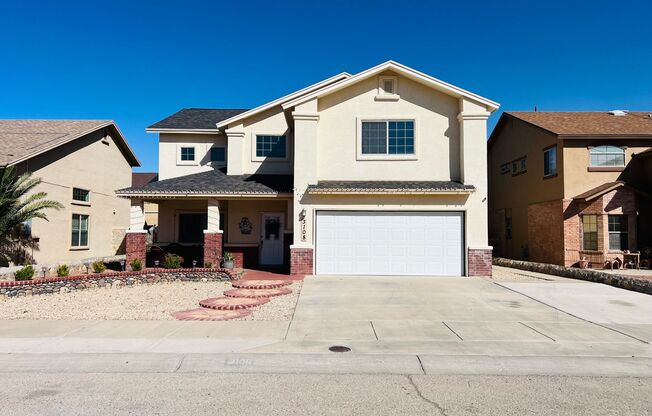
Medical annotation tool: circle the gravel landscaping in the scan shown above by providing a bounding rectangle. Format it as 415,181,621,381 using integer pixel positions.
0,280,302,321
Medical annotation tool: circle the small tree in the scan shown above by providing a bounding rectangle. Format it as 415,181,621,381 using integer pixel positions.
0,167,63,265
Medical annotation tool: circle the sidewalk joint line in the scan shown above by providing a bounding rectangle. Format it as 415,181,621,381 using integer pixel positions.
415,354,426,374
370,321,379,341
519,322,556,342
493,282,650,345
442,321,463,341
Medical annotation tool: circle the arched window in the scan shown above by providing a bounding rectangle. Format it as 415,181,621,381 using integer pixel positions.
589,145,625,167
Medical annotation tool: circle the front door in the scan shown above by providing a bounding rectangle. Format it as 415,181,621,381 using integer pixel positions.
260,213,284,265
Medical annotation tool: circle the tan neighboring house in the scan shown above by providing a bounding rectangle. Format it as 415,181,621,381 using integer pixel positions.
0,120,140,265
488,111,652,267
131,172,159,227
118,61,499,276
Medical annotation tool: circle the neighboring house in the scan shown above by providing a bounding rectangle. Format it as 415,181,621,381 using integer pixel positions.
131,172,159,227
0,120,140,265
118,61,498,276
488,111,652,267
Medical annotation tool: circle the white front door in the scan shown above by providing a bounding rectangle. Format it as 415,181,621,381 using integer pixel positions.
260,213,284,265
315,211,464,276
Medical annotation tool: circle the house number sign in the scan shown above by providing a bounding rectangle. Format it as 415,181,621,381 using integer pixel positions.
299,209,307,242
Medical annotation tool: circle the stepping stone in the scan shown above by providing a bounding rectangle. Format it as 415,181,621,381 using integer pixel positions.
171,308,250,321
224,287,292,298
199,296,270,310
232,279,292,289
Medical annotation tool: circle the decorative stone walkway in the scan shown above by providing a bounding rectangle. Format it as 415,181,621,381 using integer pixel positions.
172,273,295,321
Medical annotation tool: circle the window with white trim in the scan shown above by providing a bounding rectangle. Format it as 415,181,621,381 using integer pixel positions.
361,120,414,155
608,215,628,250
255,135,287,158
543,146,557,177
590,145,625,167
180,147,195,161
71,214,89,247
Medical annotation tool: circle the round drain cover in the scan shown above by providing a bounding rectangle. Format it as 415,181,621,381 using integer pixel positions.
328,345,351,353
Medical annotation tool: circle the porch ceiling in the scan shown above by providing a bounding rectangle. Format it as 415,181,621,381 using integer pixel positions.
117,169,293,198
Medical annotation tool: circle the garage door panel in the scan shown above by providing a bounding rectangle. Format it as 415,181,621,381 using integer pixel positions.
316,211,464,276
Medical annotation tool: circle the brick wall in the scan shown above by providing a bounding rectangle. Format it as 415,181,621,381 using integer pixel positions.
528,200,565,265
468,248,492,276
290,248,313,276
125,232,147,270
203,232,223,267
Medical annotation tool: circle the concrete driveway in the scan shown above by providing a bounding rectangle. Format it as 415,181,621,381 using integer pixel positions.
263,270,652,356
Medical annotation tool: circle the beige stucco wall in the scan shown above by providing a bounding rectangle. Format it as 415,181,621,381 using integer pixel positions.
19,128,133,264
562,139,652,199
158,133,226,180
317,72,460,181
487,118,562,259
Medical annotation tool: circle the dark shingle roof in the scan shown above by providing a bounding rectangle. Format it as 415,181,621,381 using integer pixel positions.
118,169,293,196
505,112,652,136
573,181,626,201
148,108,249,130
306,181,475,194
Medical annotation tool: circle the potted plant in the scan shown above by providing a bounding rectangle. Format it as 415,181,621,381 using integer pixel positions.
222,252,235,270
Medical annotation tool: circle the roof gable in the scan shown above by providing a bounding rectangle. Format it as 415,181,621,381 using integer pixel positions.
0,120,140,167
282,60,499,111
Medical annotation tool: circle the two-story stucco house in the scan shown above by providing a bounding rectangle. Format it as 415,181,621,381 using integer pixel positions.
118,61,499,276
0,120,140,265
488,111,652,268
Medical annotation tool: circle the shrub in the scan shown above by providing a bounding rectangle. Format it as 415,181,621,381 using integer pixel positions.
164,254,182,269
56,264,69,277
92,261,106,274
204,261,212,268
223,252,235,262
14,264,34,281
130,258,142,271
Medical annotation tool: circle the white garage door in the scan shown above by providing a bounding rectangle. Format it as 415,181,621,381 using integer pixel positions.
315,211,464,276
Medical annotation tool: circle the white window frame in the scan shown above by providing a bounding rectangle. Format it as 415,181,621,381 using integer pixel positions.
543,146,557,177
70,213,90,249
589,145,626,168
356,117,418,161
209,145,227,166
176,145,198,166
251,133,290,162
376,76,399,101
71,187,91,206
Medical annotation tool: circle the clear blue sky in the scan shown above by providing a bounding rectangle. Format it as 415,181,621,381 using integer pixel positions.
1,0,650,172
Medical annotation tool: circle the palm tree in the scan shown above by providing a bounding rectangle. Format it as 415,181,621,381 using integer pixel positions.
0,166,63,264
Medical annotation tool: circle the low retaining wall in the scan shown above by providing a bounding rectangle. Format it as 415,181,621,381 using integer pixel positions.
493,257,652,295
0,268,238,298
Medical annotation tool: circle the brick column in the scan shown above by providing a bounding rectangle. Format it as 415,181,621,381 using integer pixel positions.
291,247,313,276
126,231,147,269
203,231,223,267
468,247,492,277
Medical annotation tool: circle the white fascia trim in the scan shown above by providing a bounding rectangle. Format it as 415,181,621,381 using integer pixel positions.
282,60,500,112
215,72,351,129
146,128,221,134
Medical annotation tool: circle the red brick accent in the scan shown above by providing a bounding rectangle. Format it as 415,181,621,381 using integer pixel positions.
125,232,147,270
232,252,244,268
528,200,565,265
468,248,492,276
203,232,223,267
290,248,313,276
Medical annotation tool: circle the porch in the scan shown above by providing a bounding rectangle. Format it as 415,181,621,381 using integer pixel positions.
116,170,294,271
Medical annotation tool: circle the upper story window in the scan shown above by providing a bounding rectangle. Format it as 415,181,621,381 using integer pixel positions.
361,120,414,155
180,147,195,161
543,146,557,177
210,147,226,163
72,187,90,203
255,135,287,158
589,145,625,167
511,156,526,175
